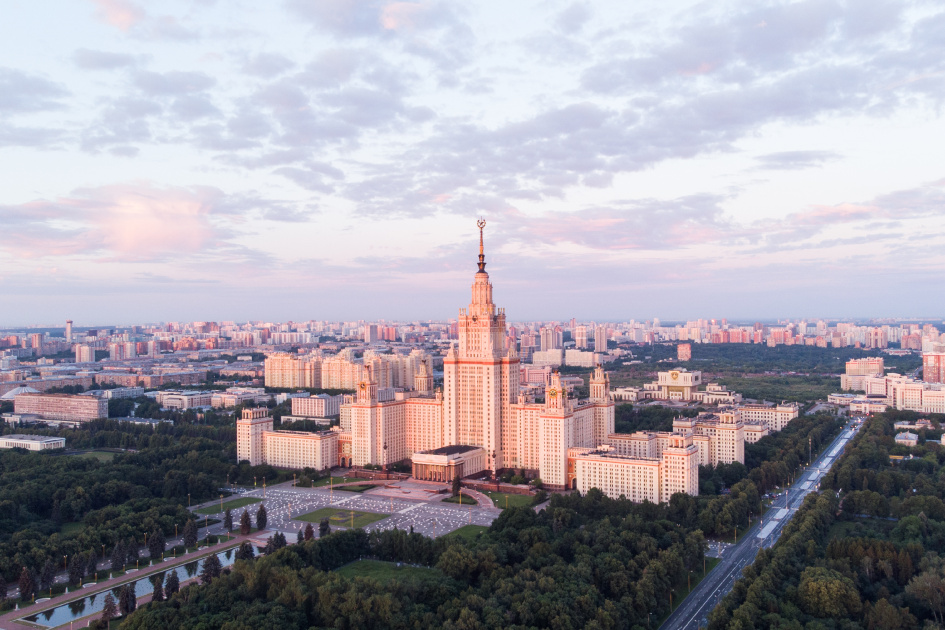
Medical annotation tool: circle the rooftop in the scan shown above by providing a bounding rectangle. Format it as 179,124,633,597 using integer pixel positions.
419,444,481,456
0,434,64,443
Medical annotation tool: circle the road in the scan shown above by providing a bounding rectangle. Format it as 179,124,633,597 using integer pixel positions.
661,419,861,630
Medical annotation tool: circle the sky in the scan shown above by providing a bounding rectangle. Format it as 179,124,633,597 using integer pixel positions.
1,0,944,326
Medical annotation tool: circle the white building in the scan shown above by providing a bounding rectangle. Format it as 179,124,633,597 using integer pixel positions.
0,434,65,451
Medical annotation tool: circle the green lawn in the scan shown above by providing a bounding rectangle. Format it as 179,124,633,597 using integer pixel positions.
195,496,261,515
335,559,441,583
312,476,355,487
442,494,478,506
444,524,488,542
484,491,533,509
296,507,388,529
335,484,375,493
72,450,116,462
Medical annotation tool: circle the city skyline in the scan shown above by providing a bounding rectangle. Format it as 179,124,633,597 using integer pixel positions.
2,1,945,324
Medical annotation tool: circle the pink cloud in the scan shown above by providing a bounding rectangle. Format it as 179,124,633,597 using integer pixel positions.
380,2,424,30
90,0,145,31
0,183,228,262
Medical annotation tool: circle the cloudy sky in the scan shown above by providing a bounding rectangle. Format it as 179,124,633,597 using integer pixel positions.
2,0,944,325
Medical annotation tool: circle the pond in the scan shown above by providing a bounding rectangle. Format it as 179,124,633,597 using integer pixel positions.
20,546,251,627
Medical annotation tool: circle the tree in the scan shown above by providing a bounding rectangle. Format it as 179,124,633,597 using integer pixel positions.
296,528,304,544
200,553,222,584
0,574,6,601
318,518,330,538
256,504,268,530
183,519,198,548
17,566,34,601
224,508,233,532
101,593,117,625
125,537,138,566
118,583,137,615
68,554,84,585
235,541,254,561
39,558,55,592
110,542,125,571
797,567,862,618
148,528,166,560
305,522,315,540
272,531,286,550
452,475,461,497
240,510,251,535
86,551,98,578
164,571,179,596
151,575,164,603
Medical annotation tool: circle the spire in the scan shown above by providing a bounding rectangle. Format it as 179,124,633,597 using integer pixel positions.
477,217,487,272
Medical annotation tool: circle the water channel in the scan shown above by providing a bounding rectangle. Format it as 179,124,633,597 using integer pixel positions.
20,546,250,628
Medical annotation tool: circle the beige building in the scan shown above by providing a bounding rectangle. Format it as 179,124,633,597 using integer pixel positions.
841,357,884,391
236,407,339,470
236,222,713,503
14,393,107,422
292,394,344,418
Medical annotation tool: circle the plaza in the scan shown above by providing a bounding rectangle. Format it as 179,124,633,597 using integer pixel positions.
201,480,502,540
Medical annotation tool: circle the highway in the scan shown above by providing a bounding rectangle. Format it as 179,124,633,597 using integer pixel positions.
660,419,861,630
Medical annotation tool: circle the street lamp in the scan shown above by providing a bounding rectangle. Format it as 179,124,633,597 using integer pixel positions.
188,493,191,508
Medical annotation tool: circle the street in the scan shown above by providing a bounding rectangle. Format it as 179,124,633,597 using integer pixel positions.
661,420,860,630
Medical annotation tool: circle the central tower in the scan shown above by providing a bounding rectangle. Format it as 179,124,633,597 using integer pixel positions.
443,219,519,473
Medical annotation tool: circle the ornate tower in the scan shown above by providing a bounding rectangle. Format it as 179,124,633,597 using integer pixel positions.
443,219,520,473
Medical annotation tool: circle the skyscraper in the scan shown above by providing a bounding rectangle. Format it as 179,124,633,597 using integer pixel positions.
443,219,519,472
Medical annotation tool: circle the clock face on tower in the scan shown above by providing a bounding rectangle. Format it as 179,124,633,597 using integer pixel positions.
359,382,367,391
472,315,478,322
549,388,557,398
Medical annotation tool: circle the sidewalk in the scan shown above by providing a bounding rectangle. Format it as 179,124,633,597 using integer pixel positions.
0,534,256,630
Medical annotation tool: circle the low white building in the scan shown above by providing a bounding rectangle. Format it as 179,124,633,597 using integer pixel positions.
0,434,65,451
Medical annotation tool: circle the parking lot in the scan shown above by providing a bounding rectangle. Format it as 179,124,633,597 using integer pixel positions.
198,481,501,539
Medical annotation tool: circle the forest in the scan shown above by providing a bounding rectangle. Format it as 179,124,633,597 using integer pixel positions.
709,410,945,629
0,420,289,584
120,492,708,629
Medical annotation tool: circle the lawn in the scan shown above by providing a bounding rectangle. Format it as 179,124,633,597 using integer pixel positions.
72,450,116,462
335,484,375,493
195,496,261,515
442,494,478,506
484,491,533,509
296,507,388,529
311,475,356,487
444,524,488,542
335,559,441,583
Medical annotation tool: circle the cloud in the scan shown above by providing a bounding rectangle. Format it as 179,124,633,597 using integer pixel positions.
554,2,591,34
753,150,841,170
73,48,137,70
0,183,306,262
89,0,145,31
0,68,69,114
133,70,216,96
242,53,295,78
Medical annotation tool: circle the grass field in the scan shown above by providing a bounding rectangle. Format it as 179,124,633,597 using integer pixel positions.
335,484,375,493
195,496,261,515
442,494,478,506
335,559,441,583
72,450,116,462
312,476,354,487
484,491,533,509
296,507,388,529
444,524,488,542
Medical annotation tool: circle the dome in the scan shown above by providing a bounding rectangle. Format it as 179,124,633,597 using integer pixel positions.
0,385,40,400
